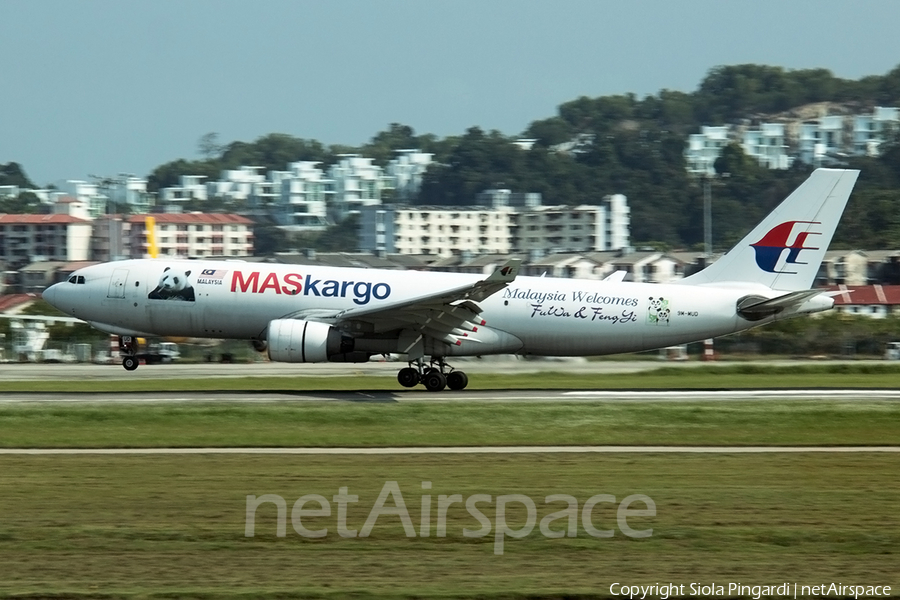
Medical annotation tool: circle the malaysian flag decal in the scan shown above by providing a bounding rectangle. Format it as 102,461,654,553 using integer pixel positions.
197,269,228,285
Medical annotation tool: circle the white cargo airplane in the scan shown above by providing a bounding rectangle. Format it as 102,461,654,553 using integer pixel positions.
42,168,859,391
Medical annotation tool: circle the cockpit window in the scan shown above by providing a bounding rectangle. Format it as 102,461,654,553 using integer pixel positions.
77,276,85,284
67,275,86,284
68,276,76,283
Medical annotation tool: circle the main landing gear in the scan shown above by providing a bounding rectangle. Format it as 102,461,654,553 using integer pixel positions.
397,358,469,392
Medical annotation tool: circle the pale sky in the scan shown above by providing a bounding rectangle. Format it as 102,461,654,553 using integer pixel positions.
3,0,899,186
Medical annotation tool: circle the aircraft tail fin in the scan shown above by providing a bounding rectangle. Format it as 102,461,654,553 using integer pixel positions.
678,168,859,291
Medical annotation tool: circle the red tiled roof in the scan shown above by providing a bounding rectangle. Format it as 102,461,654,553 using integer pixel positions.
127,213,253,225
0,293,40,312
0,214,90,224
825,285,900,305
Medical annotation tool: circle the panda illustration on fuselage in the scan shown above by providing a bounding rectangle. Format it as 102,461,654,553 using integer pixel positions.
148,267,195,301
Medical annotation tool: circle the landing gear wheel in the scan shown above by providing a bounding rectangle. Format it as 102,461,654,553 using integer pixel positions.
423,370,447,392
397,367,420,388
447,371,468,391
122,356,139,371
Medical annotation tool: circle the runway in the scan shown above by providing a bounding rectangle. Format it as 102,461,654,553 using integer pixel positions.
3,388,900,403
2,446,898,455
1,358,891,381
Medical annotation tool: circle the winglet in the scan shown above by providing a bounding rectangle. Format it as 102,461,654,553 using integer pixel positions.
486,258,521,283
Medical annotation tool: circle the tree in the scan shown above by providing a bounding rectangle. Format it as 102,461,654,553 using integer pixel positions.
0,162,36,189
198,132,224,160
314,214,360,252
0,191,43,214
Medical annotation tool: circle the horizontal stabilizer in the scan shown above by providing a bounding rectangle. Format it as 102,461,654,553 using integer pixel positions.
737,289,831,320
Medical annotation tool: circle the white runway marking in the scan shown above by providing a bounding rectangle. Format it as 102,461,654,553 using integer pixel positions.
1,446,898,455
563,390,900,399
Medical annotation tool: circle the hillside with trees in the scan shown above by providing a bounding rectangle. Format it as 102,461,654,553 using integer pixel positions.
10,64,900,251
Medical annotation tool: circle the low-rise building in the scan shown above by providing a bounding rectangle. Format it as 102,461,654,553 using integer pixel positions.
828,285,900,318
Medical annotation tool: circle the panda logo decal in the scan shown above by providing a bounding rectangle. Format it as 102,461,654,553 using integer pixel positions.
647,296,670,325
148,267,196,301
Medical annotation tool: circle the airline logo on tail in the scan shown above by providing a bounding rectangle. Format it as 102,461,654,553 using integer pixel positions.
750,221,821,273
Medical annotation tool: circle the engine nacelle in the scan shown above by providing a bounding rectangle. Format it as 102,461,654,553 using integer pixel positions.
266,319,353,363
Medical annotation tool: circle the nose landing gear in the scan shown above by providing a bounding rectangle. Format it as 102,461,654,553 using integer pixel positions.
119,336,139,371
396,358,468,392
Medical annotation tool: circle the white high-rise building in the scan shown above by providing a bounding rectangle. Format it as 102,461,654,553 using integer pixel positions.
685,126,730,175
160,175,208,203
275,161,333,231
327,155,393,222
798,115,844,166
742,123,792,169
66,180,109,219
207,166,267,201
386,150,432,201
853,107,900,156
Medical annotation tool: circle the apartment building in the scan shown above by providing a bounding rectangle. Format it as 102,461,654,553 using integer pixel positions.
854,106,900,156
273,161,333,231
686,126,730,175
159,175,208,203
687,107,899,173
0,214,92,267
386,150,432,201
518,195,630,255
121,213,254,258
742,123,792,169
359,193,630,258
327,154,393,222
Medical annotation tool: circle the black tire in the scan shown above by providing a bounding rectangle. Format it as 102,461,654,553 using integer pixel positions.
447,371,468,391
397,367,420,388
123,356,139,371
423,370,447,392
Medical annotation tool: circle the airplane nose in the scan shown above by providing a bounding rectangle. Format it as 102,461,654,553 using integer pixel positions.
42,283,60,308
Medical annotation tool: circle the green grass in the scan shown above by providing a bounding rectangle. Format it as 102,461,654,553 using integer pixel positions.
2,367,899,598
0,453,897,599
1,400,899,448
5,362,900,392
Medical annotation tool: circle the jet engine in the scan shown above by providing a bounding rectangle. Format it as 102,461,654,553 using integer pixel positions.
267,319,354,363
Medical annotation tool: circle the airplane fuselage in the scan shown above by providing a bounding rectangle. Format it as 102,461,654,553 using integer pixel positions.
45,258,815,358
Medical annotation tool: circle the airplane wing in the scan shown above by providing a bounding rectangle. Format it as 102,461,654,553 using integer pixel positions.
0,312,84,324
285,259,522,345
